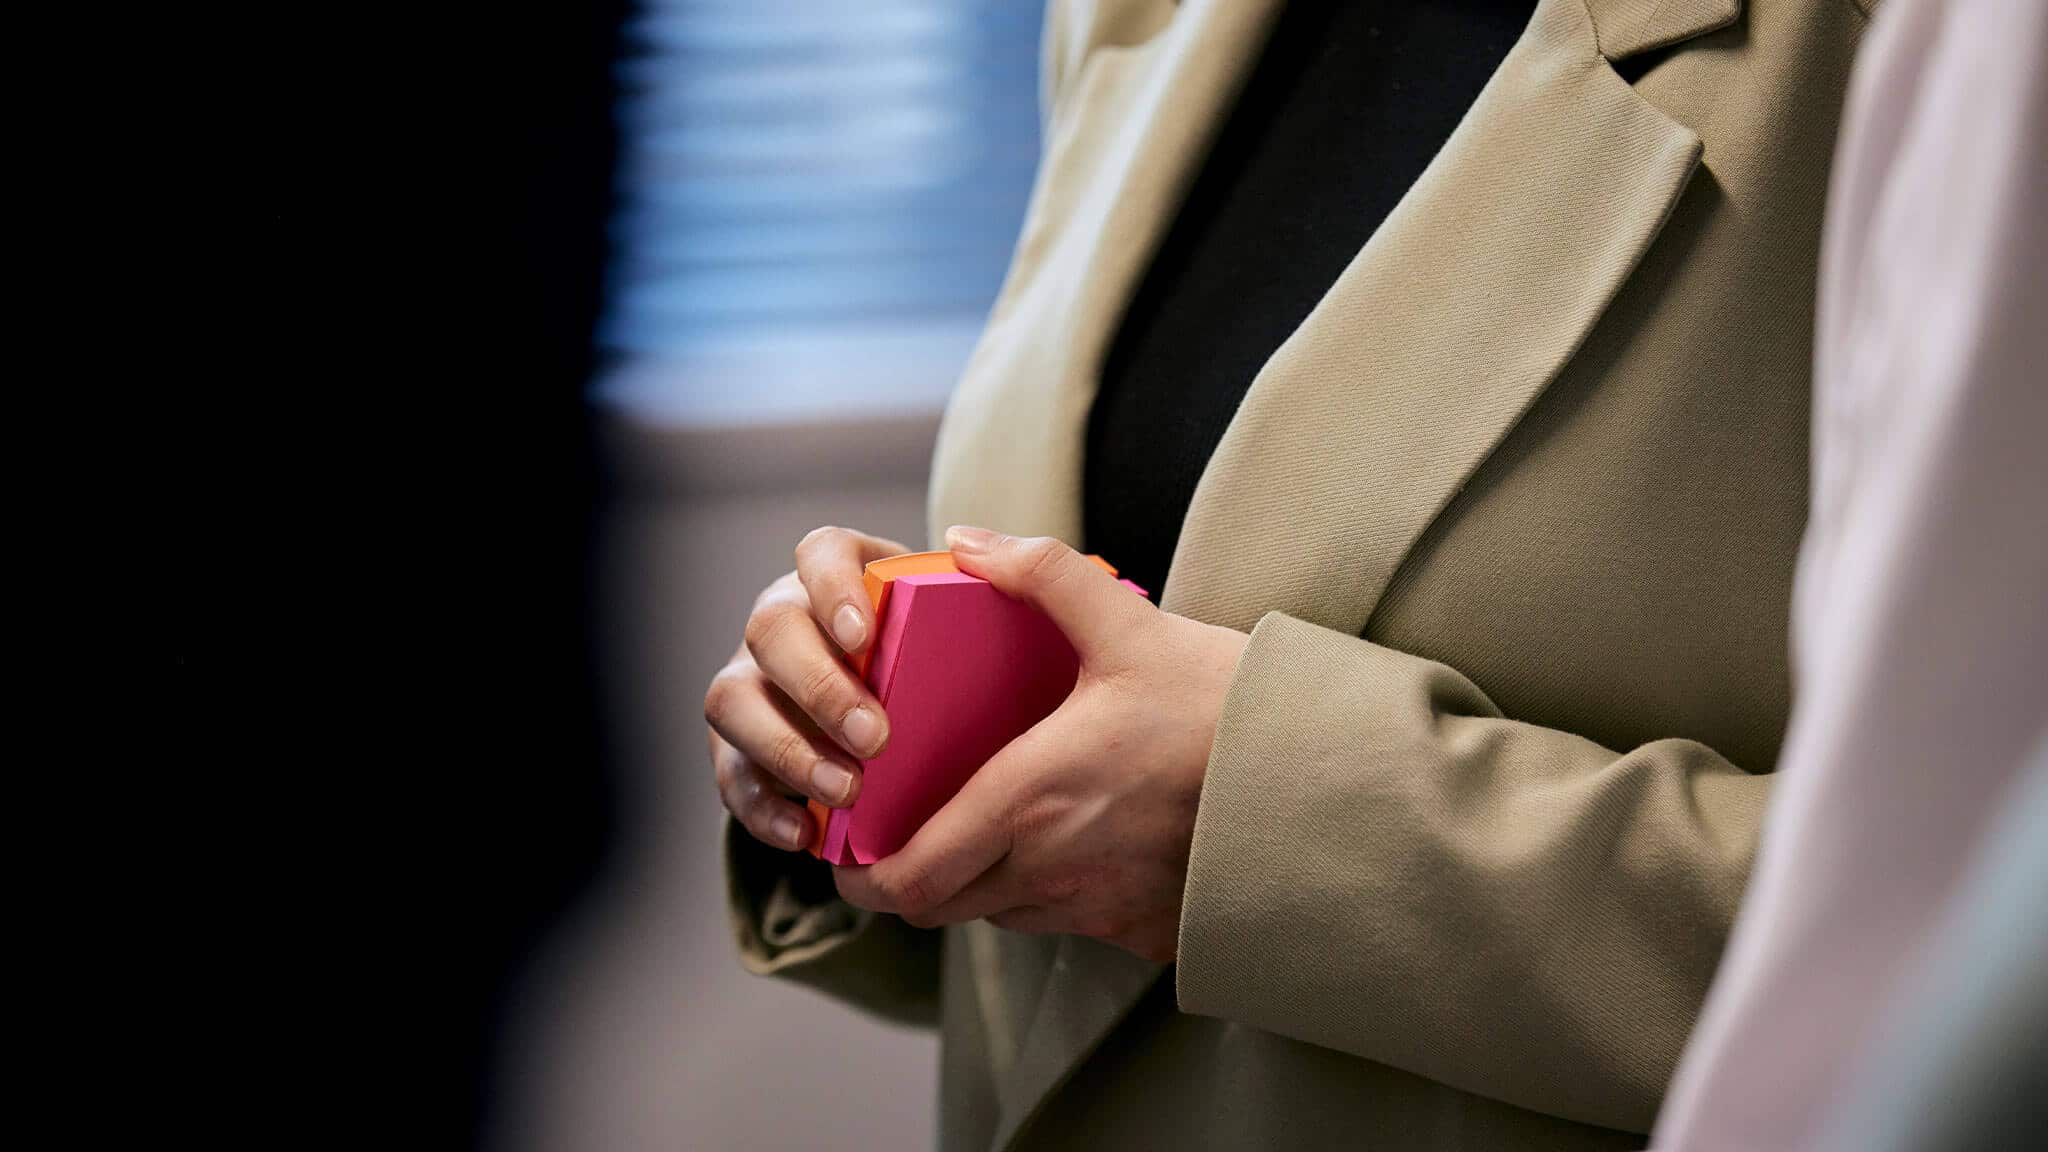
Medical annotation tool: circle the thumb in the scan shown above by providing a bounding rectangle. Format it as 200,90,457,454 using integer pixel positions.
943,526,1148,659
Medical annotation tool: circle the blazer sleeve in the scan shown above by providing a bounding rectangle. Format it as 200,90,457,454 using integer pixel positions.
1174,611,1771,1134
723,819,940,1028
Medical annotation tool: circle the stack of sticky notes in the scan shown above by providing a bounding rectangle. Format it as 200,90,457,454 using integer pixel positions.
808,550,1143,865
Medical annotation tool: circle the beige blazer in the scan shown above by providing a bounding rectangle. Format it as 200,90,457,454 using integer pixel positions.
725,0,1874,1147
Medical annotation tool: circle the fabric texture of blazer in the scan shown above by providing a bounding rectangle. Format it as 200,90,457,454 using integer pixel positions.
724,0,1874,1147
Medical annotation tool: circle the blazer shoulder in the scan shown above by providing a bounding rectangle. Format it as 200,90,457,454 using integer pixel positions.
1041,0,1178,125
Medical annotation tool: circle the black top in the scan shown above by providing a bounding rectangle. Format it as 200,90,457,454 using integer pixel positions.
1082,0,1536,601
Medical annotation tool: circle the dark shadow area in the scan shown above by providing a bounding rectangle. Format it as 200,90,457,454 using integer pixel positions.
211,4,633,1145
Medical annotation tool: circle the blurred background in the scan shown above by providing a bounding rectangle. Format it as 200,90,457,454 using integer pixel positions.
477,2,1049,1150
209,3,2046,1150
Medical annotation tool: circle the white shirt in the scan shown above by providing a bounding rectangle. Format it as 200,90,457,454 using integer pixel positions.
1650,0,2048,1146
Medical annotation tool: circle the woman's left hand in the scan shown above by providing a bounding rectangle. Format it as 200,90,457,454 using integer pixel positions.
832,526,1248,963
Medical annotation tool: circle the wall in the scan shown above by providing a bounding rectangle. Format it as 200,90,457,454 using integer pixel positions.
491,414,944,1151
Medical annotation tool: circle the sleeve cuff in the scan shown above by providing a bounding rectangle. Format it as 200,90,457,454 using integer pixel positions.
724,817,865,974
1172,611,1754,1132
1174,611,1478,1037
723,817,943,1026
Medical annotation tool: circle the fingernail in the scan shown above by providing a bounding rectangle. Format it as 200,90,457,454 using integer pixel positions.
831,603,867,652
945,525,1000,554
812,760,857,806
772,812,805,848
842,706,886,757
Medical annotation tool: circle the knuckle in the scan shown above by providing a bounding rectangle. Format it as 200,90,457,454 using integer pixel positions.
740,809,781,845
742,601,796,657
797,661,853,717
702,669,738,727
796,525,847,561
1004,790,1064,846
750,575,796,617
1018,536,1068,583
767,727,814,781
733,789,782,844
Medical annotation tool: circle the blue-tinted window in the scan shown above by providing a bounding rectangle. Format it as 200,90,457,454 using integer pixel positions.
598,0,1046,425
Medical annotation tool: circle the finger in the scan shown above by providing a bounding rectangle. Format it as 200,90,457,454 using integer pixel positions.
942,527,1149,661
833,724,1032,919
795,526,909,657
704,663,865,807
744,580,890,759
711,736,811,850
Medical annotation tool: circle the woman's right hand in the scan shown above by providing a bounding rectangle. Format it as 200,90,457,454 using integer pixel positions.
705,527,910,850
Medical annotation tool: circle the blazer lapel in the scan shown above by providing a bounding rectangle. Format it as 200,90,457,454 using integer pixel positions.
1584,0,1742,60
976,1,1734,1148
927,0,1285,546
1162,0,1708,633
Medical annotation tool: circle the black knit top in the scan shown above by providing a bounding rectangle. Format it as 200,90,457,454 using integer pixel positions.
1082,0,1538,600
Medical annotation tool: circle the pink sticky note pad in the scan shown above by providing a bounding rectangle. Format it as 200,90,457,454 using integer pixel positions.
819,572,1143,865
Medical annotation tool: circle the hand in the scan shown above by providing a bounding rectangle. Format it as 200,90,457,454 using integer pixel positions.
704,527,910,851
833,527,1248,962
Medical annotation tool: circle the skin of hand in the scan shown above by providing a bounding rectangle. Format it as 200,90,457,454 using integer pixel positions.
831,525,1248,964
704,526,914,851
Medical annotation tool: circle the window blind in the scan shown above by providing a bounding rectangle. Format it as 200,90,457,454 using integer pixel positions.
598,0,1046,425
